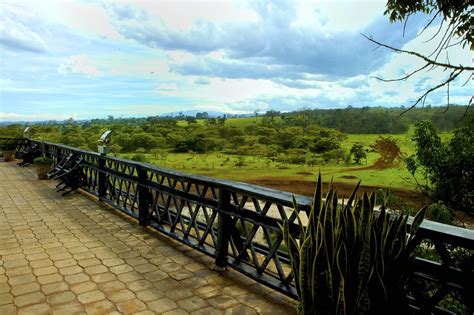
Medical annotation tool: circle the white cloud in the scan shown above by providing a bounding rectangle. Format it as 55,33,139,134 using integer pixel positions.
0,14,46,53
58,54,101,77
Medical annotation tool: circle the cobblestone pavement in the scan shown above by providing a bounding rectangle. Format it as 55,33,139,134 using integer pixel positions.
0,160,296,314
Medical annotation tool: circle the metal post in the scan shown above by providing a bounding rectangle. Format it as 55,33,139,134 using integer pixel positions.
215,187,232,269
98,156,106,199
138,167,149,226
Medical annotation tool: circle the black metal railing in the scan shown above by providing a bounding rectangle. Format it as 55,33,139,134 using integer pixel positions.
2,137,473,314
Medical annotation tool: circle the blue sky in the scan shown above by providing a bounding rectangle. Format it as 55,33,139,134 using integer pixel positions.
0,0,471,121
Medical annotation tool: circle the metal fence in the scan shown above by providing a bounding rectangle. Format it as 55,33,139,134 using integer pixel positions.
2,137,473,314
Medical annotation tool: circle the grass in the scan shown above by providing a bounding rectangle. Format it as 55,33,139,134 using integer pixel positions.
121,151,417,190
119,131,453,192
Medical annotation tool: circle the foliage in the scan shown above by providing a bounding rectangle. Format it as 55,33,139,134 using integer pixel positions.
281,174,426,314
350,143,367,164
130,154,147,163
426,201,453,224
370,136,403,167
407,116,473,213
385,0,473,50
33,156,53,165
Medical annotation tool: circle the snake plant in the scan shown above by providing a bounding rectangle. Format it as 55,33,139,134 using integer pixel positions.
281,174,426,314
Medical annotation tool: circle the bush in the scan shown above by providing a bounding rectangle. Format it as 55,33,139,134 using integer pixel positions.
33,156,53,165
426,201,453,224
130,154,147,163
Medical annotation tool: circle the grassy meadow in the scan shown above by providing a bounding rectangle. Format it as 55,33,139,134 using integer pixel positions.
120,131,452,191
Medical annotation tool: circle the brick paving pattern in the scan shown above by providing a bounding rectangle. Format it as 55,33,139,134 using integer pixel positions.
0,160,296,314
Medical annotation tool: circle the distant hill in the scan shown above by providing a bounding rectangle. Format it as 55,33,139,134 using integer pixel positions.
161,110,233,118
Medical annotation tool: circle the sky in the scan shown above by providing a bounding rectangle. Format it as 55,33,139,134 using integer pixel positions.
0,0,471,121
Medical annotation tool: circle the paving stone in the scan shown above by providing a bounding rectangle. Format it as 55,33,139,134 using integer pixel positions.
177,296,208,312
84,299,116,315
70,281,98,294
0,283,10,294
38,274,63,285
15,291,46,307
26,252,49,261
143,270,168,282
134,263,157,274
8,274,35,286
208,295,239,309
169,270,194,281
154,278,181,291
49,253,72,261
77,290,106,304
52,301,85,315
166,288,194,300
0,293,14,305
190,306,224,315
91,272,116,283
47,291,76,305
102,258,125,267
74,252,96,260
118,271,143,283
164,309,189,315
84,265,108,275
0,304,16,314
30,258,53,268
64,273,89,285
11,282,41,296
148,298,178,313
117,299,147,313
159,262,182,273
6,266,32,277
41,281,69,295
194,285,221,299
59,265,83,276
33,266,58,276
107,289,136,303
135,288,165,302
3,253,26,262
126,279,154,292
99,280,126,293
224,305,258,315
17,302,50,315
222,284,249,297
54,258,77,268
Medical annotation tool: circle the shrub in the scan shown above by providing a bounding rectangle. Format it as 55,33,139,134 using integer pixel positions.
281,175,426,314
426,201,453,224
33,156,53,165
130,154,147,163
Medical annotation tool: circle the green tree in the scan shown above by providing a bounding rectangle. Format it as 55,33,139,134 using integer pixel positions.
350,143,367,164
407,116,473,213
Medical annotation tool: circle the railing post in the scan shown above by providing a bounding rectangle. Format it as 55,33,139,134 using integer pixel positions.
138,167,149,226
98,156,106,200
215,187,232,269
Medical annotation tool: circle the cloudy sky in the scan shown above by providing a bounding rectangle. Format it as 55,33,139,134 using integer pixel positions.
0,0,471,121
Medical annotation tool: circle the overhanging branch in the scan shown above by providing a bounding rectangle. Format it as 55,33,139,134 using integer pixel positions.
362,34,474,71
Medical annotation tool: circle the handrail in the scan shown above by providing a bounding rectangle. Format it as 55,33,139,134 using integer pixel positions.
3,137,473,314
26,138,474,246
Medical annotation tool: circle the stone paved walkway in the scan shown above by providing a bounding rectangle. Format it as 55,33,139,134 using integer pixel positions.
0,160,296,314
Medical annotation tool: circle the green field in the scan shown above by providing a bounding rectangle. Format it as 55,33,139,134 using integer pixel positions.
120,132,452,191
